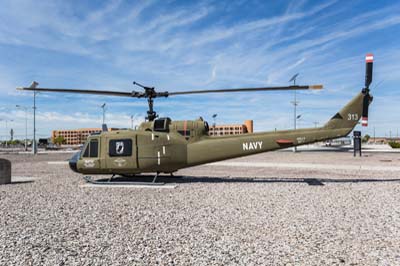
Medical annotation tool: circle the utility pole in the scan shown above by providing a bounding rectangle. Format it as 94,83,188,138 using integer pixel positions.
130,115,134,129
313,121,319,128
16,105,28,151
289,73,299,152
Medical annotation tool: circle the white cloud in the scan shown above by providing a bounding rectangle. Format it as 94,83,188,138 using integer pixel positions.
0,1,399,137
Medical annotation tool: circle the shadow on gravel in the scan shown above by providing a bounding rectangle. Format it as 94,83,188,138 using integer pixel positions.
3,180,34,185
89,175,400,186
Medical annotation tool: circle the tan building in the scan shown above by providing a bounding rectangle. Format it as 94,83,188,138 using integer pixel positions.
52,128,102,145
209,120,253,136
53,120,254,144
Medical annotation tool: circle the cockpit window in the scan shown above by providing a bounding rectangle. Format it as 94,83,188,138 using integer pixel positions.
82,145,89,157
90,139,99,157
82,139,99,158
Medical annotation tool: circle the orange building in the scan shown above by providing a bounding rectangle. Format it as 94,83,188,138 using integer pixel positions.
52,128,102,145
209,120,253,136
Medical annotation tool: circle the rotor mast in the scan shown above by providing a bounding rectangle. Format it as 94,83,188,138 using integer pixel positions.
132,81,169,121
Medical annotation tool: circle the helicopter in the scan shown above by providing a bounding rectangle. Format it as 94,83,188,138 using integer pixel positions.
17,54,374,184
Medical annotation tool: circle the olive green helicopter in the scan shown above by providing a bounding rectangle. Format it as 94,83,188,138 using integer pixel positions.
17,54,374,184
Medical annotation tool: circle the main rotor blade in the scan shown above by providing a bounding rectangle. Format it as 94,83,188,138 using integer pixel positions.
168,85,323,96
17,87,135,97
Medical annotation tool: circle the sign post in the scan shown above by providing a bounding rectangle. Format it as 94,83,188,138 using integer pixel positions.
353,131,362,157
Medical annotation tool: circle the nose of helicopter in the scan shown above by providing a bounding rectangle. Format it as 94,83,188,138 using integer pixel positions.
69,151,80,173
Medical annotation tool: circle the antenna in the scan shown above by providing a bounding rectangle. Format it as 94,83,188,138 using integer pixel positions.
289,73,299,84
101,103,107,129
289,73,300,152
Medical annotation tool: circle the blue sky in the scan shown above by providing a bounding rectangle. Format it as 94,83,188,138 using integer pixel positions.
0,0,399,139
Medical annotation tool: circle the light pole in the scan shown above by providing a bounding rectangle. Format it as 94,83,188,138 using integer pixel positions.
30,81,39,155
212,114,217,136
3,119,14,147
373,126,376,143
16,105,28,151
289,73,299,152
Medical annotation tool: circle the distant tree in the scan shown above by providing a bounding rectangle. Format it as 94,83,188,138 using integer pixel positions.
9,140,22,145
389,142,400,148
53,136,66,145
362,134,371,143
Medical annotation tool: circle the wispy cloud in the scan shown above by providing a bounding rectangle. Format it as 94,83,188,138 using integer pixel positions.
0,0,399,137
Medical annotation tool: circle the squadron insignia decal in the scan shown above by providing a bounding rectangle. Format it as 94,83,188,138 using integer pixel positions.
83,160,95,168
114,158,127,167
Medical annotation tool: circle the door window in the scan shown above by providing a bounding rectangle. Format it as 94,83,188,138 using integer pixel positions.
109,139,132,157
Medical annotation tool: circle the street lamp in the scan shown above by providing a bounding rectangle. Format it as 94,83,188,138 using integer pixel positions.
30,81,39,155
130,114,139,129
212,114,217,136
1,119,14,147
16,105,28,151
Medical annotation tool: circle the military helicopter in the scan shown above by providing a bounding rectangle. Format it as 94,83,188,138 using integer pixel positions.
17,54,373,184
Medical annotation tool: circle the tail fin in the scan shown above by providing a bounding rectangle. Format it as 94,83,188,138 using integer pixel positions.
323,92,364,130
324,53,374,132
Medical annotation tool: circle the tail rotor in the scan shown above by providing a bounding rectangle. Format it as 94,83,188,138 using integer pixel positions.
362,53,373,127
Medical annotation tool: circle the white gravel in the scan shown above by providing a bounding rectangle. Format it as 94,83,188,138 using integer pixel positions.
0,151,400,265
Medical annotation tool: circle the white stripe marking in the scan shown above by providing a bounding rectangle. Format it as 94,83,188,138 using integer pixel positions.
167,134,170,141
157,151,160,165
163,146,166,155
152,133,154,141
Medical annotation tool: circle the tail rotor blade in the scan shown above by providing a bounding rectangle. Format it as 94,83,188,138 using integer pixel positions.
365,53,373,88
362,94,370,127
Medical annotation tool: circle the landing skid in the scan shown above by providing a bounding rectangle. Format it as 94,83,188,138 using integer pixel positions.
83,173,165,186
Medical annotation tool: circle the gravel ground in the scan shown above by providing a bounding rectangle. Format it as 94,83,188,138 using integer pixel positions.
0,151,400,265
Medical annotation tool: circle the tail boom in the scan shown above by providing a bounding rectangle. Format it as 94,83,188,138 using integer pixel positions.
187,92,366,166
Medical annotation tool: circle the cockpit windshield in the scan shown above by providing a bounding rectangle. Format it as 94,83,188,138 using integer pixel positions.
82,139,99,158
